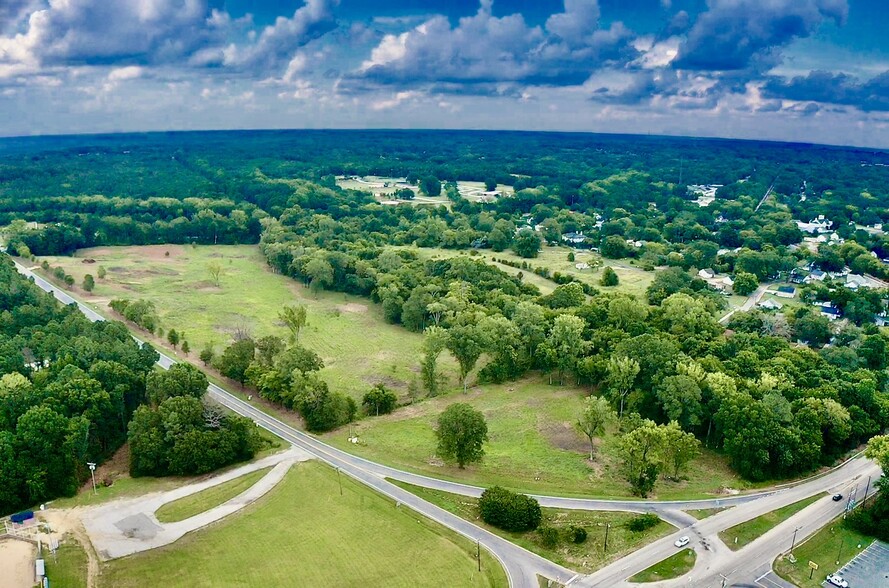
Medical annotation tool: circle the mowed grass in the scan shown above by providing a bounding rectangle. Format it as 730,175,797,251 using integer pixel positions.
774,521,873,588
44,535,88,588
684,507,732,520
102,461,507,588
154,467,272,523
629,549,696,583
38,244,450,401
326,376,748,499
719,494,823,550
391,481,673,574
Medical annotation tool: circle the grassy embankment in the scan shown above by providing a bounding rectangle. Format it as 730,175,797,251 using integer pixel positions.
628,549,696,583
774,522,873,588
44,536,89,588
154,467,272,524
718,494,823,550
391,480,673,574
37,244,456,402
102,461,507,588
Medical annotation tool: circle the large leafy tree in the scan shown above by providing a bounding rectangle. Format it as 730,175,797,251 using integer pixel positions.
577,396,615,460
436,403,488,468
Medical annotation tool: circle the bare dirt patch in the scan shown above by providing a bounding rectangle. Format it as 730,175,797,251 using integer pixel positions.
539,420,587,454
0,539,36,588
132,245,186,261
337,302,368,313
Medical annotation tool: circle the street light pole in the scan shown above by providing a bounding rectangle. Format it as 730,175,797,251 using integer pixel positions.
836,537,845,565
604,522,610,554
87,462,97,495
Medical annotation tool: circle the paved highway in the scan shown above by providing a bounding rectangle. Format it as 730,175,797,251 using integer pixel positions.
13,258,883,588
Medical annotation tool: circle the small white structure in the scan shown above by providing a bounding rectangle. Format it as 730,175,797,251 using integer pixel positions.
698,268,715,279
796,215,832,234
575,263,590,270
759,299,783,310
561,232,586,244
773,286,797,299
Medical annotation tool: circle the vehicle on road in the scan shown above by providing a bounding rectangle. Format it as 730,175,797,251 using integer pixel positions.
832,493,844,502
826,573,849,587
674,536,690,548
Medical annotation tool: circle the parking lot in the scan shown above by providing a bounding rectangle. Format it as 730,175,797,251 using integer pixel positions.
824,540,889,587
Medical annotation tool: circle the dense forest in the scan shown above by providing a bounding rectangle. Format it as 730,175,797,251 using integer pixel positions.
2,130,889,489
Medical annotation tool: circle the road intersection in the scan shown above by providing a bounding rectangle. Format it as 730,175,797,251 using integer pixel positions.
14,258,883,588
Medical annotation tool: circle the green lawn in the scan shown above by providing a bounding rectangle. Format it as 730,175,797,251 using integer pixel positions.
154,467,272,523
719,494,823,550
629,549,696,583
326,376,748,499
391,480,673,574
685,507,732,520
102,461,505,588
44,535,88,588
38,244,455,401
774,521,873,588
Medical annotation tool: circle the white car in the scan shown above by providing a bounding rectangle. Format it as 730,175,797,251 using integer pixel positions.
674,536,690,548
826,573,849,588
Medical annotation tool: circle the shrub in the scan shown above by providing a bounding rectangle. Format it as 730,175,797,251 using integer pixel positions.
478,486,542,532
539,526,559,548
601,266,619,287
626,513,661,532
570,525,588,544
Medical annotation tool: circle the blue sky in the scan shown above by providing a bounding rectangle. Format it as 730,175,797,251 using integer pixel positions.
0,0,887,147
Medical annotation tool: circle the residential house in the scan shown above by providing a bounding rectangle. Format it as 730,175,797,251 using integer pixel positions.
759,299,783,310
698,268,716,279
561,232,587,245
773,286,797,299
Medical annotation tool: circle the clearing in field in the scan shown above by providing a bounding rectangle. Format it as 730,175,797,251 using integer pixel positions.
101,461,506,588
37,244,452,400
325,376,748,499
0,539,36,588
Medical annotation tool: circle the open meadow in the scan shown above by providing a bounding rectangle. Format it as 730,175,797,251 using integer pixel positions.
37,245,454,401
101,461,507,588
325,376,748,499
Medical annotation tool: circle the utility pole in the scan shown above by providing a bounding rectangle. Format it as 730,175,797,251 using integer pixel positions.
87,462,97,495
336,467,343,496
836,537,845,565
720,573,728,588
477,540,481,572
604,522,610,554
790,525,802,555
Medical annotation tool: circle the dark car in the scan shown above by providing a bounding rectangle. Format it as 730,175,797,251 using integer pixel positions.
832,493,843,502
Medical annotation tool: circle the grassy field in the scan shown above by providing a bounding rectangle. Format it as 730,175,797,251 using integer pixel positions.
37,244,454,401
391,480,673,574
774,521,873,588
45,535,89,588
629,549,696,583
325,376,747,499
154,467,272,523
102,461,507,588
719,494,823,550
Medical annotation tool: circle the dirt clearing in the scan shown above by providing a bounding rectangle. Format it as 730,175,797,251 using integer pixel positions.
0,539,36,588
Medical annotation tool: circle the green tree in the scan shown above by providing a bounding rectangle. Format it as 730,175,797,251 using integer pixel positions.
362,384,398,416
420,176,441,196
446,323,486,393
618,419,666,497
436,403,488,468
421,325,449,396
207,262,223,287
478,486,541,532
659,421,701,480
539,314,586,385
600,266,619,286
304,256,334,294
606,355,640,418
656,375,703,429
577,396,615,460
512,228,542,258
732,271,758,296
199,343,214,366
97,266,107,279
167,328,180,348
181,340,190,355
601,235,630,259
279,305,308,344
146,363,208,405
216,339,256,384
82,273,95,292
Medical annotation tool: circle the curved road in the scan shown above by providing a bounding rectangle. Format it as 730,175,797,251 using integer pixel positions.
13,258,882,588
